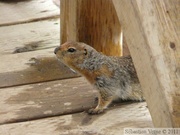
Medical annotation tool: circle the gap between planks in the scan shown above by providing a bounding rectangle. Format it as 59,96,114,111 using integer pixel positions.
0,77,97,125
0,102,153,135
0,76,152,128
0,76,80,89
0,19,80,88
0,15,60,27
0,105,86,126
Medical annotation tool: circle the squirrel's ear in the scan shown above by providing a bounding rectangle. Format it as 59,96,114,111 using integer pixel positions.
84,49,87,55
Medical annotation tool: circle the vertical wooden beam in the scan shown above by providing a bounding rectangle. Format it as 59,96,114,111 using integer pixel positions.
112,0,180,127
77,0,122,56
60,0,123,56
60,0,78,43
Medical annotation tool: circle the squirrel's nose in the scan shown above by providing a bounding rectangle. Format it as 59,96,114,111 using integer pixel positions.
54,46,60,54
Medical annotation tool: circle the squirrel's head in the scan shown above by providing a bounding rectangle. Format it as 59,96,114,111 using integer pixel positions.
54,41,95,69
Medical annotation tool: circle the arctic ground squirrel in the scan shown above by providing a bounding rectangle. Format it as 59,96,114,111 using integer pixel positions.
54,41,144,114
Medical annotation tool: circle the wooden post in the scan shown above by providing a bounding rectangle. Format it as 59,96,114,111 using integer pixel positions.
60,0,78,42
60,0,123,56
112,0,180,127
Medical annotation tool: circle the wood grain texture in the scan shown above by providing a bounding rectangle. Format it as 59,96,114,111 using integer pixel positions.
0,19,60,54
0,102,153,135
0,48,79,88
60,0,78,42
112,0,180,127
0,19,80,87
0,77,97,124
60,0,123,56
0,0,59,26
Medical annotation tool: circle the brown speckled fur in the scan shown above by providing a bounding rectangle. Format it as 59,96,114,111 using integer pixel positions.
54,41,144,114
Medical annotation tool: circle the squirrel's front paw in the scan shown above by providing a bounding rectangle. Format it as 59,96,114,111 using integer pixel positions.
88,108,104,115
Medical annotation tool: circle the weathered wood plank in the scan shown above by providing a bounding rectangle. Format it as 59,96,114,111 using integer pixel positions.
0,0,59,26
0,19,60,54
0,19,79,87
112,0,180,127
0,48,79,87
0,77,97,125
0,102,153,135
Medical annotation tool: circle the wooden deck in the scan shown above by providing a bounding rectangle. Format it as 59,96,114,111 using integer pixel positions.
0,0,153,134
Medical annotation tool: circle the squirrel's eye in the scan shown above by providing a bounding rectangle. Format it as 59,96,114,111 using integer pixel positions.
67,48,76,53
